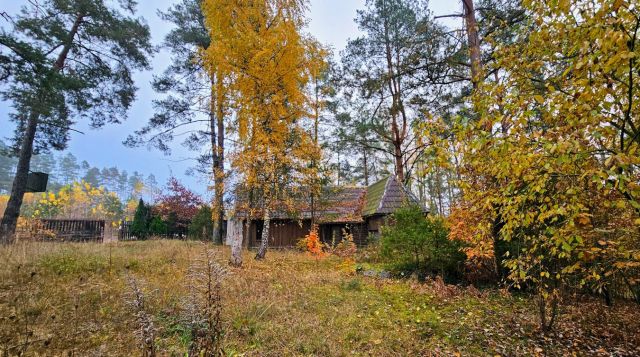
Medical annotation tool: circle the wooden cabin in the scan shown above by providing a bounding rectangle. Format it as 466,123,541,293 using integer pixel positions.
228,176,427,249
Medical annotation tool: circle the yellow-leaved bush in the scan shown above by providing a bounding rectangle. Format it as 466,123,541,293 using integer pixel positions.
436,0,640,330
24,181,123,222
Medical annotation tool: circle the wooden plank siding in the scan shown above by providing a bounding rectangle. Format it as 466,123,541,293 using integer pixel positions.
44,219,105,242
318,223,368,247
246,219,312,248
244,219,369,248
16,219,105,242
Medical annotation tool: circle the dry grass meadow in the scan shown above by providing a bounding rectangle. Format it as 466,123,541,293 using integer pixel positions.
1,240,639,356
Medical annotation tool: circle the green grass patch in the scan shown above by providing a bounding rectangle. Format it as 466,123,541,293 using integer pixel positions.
0,241,637,356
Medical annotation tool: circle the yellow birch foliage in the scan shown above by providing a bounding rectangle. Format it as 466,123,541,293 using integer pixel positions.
454,0,640,300
27,181,123,222
201,0,325,215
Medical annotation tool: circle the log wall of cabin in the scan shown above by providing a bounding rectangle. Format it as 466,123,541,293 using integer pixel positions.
240,219,375,248
366,215,387,236
245,219,312,248
319,223,368,247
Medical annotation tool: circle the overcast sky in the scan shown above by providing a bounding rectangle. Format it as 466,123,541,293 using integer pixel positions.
1,0,461,198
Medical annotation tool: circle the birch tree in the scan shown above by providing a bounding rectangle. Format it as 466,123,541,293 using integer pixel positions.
202,0,324,260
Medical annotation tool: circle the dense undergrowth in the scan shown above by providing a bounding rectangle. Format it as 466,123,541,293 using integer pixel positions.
0,241,638,356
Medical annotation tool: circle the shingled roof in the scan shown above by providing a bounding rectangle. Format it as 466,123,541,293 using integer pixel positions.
315,186,367,223
362,176,426,216
234,186,367,223
234,176,424,222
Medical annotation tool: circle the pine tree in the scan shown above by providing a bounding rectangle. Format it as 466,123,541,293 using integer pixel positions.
83,167,101,188
0,141,17,194
125,0,227,245
0,0,153,244
58,153,80,185
339,0,443,184
131,199,151,240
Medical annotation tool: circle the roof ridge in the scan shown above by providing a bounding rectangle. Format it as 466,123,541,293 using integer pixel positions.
377,176,392,213
395,177,428,211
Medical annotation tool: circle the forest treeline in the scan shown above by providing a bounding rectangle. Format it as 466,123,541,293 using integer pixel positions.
0,140,156,200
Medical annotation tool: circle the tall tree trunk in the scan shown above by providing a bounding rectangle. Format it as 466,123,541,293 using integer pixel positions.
436,168,444,215
0,111,39,244
419,161,427,207
313,76,319,144
446,169,455,213
393,141,404,182
336,150,341,186
363,146,369,186
492,211,508,280
418,175,425,206
255,209,270,260
0,12,84,244
426,173,436,212
463,0,481,88
310,76,320,225
229,219,243,267
382,6,406,183
209,76,220,244
211,73,225,245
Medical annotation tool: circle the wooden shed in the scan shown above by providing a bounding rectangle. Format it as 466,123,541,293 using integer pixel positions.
232,176,427,249
361,176,427,238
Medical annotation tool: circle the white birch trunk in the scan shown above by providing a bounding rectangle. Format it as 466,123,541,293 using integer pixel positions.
255,209,270,260
228,218,244,267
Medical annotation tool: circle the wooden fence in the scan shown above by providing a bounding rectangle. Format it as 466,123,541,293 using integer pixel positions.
17,219,105,242
118,221,190,241
118,221,135,241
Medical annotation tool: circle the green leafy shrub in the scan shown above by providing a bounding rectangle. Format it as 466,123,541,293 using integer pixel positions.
188,205,213,240
380,206,465,280
149,216,168,236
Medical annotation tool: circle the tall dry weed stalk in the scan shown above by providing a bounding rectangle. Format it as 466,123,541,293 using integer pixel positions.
1,265,39,356
183,247,227,356
125,275,156,357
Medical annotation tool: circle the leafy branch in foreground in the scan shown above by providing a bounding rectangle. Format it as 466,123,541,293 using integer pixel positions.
450,0,640,332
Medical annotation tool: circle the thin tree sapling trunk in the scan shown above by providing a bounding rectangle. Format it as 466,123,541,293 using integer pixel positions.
255,209,270,260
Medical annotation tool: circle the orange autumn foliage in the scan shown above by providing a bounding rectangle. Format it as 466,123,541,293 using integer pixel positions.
447,204,493,262
299,225,326,258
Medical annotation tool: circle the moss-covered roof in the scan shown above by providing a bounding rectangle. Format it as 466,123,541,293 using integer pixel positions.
362,176,426,217
362,177,388,216
235,186,367,223
235,176,425,222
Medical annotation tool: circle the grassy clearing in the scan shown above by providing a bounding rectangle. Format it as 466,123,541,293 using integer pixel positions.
0,240,638,356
